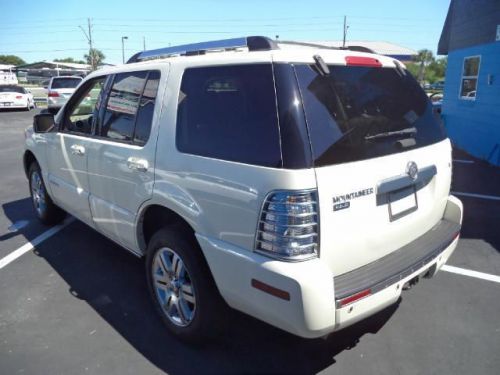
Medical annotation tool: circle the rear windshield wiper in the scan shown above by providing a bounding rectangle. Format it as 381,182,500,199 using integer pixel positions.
364,127,417,141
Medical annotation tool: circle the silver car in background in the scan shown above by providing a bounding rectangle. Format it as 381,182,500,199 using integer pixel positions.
46,76,83,113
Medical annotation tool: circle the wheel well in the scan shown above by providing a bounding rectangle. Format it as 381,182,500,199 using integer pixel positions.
23,150,37,178
139,205,195,253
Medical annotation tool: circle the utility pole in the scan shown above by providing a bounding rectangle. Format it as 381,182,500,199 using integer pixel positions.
88,18,94,69
143,36,146,51
342,15,348,48
121,36,128,64
79,18,95,70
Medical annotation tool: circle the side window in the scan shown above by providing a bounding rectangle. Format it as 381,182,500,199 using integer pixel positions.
176,64,281,167
460,56,480,99
64,77,107,135
134,70,160,145
100,71,148,142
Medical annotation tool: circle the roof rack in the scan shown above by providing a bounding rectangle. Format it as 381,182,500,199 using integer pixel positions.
276,40,340,50
127,36,277,63
276,40,375,54
342,45,376,54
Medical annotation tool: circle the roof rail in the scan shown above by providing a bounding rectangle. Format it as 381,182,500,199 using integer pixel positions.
127,36,277,63
277,40,340,50
342,45,376,54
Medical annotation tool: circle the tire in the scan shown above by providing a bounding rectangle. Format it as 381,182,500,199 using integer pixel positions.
145,227,222,343
28,162,66,225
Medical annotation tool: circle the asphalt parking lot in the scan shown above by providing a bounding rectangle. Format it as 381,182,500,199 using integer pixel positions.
0,109,499,375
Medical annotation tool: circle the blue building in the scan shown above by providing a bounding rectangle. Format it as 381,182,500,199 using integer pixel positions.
438,0,500,166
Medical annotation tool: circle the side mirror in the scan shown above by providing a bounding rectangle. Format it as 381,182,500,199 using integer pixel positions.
33,113,55,133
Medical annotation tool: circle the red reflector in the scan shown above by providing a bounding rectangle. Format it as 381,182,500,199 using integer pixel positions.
345,56,382,67
48,91,59,97
339,289,371,307
251,279,290,301
15,95,23,99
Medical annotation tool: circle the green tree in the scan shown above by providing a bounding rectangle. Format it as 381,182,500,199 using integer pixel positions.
54,57,86,64
84,48,105,70
428,58,447,79
406,56,447,84
413,49,435,83
0,55,26,66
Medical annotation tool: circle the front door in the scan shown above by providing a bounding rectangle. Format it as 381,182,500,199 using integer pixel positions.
46,76,108,225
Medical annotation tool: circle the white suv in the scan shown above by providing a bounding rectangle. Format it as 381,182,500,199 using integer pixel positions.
46,76,83,113
24,36,463,342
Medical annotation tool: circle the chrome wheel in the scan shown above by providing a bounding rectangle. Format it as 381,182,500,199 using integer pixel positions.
152,247,196,327
30,171,46,217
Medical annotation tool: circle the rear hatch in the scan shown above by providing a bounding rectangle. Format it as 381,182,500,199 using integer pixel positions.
293,59,451,276
49,77,82,99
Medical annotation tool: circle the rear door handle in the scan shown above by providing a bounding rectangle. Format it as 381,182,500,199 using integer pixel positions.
70,144,85,156
127,157,149,172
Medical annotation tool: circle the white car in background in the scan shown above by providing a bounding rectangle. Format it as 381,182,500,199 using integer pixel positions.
0,71,18,85
46,76,83,113
0,85,35,110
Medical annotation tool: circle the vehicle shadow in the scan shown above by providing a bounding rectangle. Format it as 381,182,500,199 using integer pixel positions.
0,108,31,112
0,197,48,242
30,220,400,375
457,197,499,253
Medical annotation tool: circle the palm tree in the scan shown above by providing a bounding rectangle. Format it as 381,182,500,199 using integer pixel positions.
84,48,105,70
414,49,435,83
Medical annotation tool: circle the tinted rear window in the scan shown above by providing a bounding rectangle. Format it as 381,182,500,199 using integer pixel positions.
51,78,82,89
294,64,446,166
0,86,24,93
176,64,281,167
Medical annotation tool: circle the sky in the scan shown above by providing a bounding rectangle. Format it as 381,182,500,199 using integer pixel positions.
0,0,451,65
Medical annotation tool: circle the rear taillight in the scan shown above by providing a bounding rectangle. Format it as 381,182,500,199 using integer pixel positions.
255,190,319,261
15,95,23,99
48,91,59,97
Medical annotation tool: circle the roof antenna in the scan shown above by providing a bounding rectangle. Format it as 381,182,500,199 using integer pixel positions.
313,55,330,76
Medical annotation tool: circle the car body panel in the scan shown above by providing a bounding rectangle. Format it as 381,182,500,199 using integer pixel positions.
45,132,94,226
316,139,452,276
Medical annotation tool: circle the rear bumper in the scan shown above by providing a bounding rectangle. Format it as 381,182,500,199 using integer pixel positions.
197,195,463,338
0,101,28,108
47,96,67,109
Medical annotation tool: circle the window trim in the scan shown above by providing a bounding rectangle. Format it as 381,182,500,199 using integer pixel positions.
459,55,481,101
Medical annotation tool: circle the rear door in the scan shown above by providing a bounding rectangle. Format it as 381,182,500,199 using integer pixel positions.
293,62,451,276
86,68,164,251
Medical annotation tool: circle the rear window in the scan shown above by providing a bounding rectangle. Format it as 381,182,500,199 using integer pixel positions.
0,86,24,93
294,64,446,166
176,64,281,167
51,78,82,89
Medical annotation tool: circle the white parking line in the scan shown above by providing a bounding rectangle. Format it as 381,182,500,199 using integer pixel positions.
453,159,475,164
441,265,500,284
451,191,500,201
0,218,74,270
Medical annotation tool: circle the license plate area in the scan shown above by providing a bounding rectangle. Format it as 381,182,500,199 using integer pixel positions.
388,185,418,221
